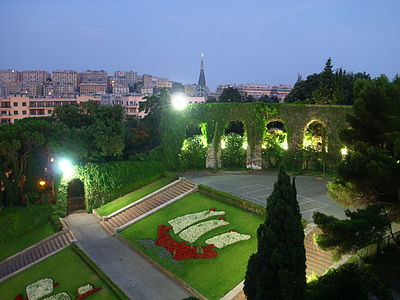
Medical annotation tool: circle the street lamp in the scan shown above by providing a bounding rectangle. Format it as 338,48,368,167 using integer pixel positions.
171,93,187,111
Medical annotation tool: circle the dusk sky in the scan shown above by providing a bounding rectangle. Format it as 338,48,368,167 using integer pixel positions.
0,0,399,90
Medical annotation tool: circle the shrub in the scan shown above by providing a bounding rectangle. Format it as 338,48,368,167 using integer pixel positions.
179,135,207,170
306,263,392,300
0,204,54,244
221,133,246,169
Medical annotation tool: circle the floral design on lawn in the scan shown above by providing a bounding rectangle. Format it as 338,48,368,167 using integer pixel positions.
14,278,101,300
136,208,251,261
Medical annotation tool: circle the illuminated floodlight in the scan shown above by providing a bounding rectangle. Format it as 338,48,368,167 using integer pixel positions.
340,147,348,157
242,141,248,150
58,158,74,179
38,180,46,186
171,94,187,110
281,140,288,150
221,139,226,149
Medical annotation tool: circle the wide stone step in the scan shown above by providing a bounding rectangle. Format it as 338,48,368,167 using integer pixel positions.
0,230,75,282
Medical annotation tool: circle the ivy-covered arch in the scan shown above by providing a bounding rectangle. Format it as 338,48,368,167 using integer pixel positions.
160,102,350,171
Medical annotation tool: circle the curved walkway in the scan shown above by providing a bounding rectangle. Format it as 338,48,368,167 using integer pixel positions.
65,213,191,300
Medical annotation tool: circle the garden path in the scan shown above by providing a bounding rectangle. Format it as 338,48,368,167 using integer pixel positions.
64,213,192,300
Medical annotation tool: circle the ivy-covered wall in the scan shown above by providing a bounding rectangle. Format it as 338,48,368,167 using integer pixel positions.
161,102,350,170
56,160,165,215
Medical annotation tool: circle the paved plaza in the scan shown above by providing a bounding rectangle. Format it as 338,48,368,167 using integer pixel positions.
184,172,347,222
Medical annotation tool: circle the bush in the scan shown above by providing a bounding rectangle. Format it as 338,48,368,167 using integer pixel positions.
198,185,265,215
221,133,246,169
0,204,54,244
262,131,286,169
179,135,207,170
306,263,392,300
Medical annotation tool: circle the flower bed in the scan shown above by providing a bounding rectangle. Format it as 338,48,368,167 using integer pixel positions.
155,225,217,260
205,232,251,249
178,219,229,243
26,278,55,300
168,209,225,234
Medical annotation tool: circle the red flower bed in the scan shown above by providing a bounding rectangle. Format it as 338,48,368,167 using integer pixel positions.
77,287,102,300
155,225,218,260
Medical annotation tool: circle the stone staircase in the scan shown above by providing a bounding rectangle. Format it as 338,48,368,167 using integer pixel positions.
0,229,76,282
99,178,198,235
305,227,334,276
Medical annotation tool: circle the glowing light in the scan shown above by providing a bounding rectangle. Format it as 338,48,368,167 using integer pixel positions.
261,144,266,149
58,158,74,179
50,157,54,162
39,180,46,186
171,94,187,110
340,147,348,157
242,141,248,150
281,140,288,150
221,140,226,149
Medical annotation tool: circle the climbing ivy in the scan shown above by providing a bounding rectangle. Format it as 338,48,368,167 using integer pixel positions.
56,160,165,215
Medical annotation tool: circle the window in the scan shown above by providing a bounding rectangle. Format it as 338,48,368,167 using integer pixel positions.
48,110,52,115
13,102,18,106
22,110,27,115
22,102,27,106
14,111,18,115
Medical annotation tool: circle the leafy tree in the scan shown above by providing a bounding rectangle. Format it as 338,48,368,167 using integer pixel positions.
219,87,243,102
333,75,400,222
0,118,52,205
312,57,335,104
244,167,306,300
51,101,125,163
313,206,388,260
170,81,184,93
206,96,218,103
285,73,320,103
259,95,279,103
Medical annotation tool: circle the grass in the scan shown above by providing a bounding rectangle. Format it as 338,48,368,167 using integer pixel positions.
96,176,177,216
0,223,55,261
0,246,120,299
120,192,264,300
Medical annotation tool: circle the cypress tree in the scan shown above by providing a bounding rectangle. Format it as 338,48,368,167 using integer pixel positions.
244,167,306,300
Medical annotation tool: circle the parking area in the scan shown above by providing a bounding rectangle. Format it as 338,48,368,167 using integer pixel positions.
184,172,347,222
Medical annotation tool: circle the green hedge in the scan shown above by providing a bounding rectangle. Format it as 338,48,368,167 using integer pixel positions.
56,160,165,215
0,204,54,244
71,244,128,299
198,184,265,215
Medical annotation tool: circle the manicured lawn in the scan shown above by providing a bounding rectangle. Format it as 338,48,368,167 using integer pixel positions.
0,247,119,299
0,223,55,261
96,176,177,216
120,192,264,300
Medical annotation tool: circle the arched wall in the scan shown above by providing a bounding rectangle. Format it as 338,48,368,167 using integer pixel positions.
163,103,350,170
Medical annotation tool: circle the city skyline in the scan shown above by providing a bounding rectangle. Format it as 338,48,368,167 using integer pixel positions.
1,1,399,90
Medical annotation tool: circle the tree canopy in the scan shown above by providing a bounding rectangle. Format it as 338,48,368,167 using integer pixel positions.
218,87,243,102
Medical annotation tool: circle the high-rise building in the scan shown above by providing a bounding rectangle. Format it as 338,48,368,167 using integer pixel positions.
142,74,154,88
114,71,137,86
79,83,107,94
0,70,20,95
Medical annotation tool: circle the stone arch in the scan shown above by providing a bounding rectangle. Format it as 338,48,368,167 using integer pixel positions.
221,120,247,169
67,178,85,214
302,119,328,152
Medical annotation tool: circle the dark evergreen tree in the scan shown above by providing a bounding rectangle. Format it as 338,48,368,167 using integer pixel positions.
285,73,320,103
334,75,400,222
312,57,335,104
244,167,306,300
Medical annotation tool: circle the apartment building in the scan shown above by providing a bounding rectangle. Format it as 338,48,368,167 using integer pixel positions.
79,83,107,94
112,84,129,94
114,71,137,86
156,78,172,89
140,86,153,96
100,94,146,117
79,70,107,84
0,94,101,124
52,70,78,89
43,83,76,96
20,70,50,83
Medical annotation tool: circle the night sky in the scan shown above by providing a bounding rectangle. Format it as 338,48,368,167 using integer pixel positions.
0,0,399,90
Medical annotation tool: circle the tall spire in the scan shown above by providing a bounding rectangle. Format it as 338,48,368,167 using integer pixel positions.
197,52,206,88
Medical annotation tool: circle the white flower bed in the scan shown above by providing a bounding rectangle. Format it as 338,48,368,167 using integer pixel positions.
77,284,93,295
179,219,229,243
43,292,71,300
26,278,54,300
168,210,225,233
205,232,251,249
